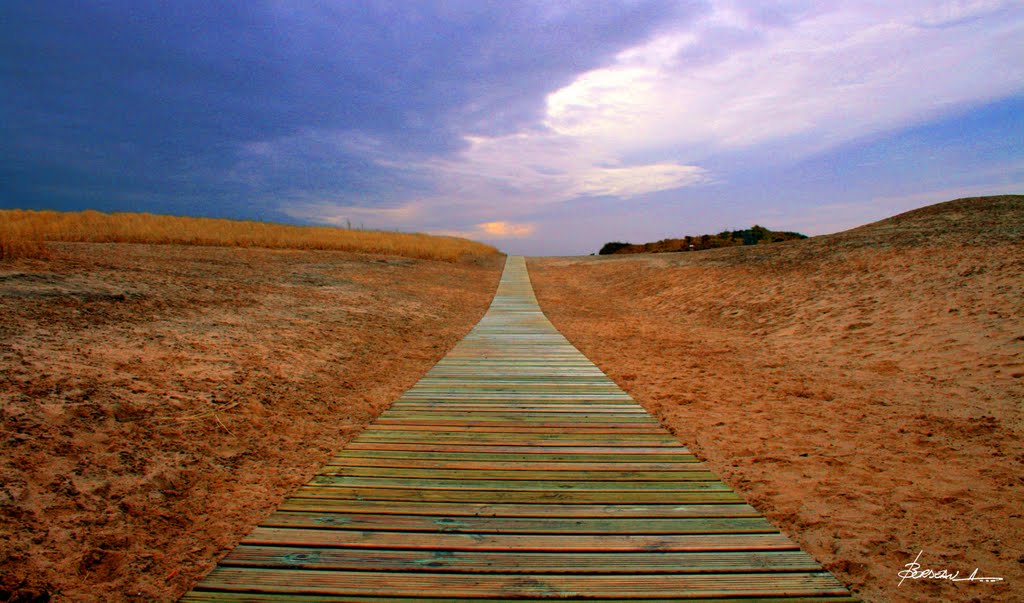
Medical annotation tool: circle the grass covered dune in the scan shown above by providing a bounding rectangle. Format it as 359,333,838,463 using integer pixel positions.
0,209,501,262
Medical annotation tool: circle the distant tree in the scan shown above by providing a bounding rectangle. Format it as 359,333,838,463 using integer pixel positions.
597,225,807,255
598,241,632,255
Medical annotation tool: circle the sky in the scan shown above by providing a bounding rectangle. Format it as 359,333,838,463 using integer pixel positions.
2,1,1022,255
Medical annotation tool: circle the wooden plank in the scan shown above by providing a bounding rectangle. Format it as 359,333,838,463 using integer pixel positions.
291,486,744,504
278,500,761,518
193,568,850,598
242,528,796,552
307,476,728,491
220,546,826,573
355,432,678,443
324,458,704,471
345,443,687,453
356,433,678,443
329,450,700,462
377,412,655,422
259,512,777,534
388,400,655,410
318,467,716,480
184,594,859,603
369,421,662,431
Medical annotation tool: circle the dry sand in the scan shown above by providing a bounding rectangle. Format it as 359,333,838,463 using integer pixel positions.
529,196,1023,603
0,243,502,601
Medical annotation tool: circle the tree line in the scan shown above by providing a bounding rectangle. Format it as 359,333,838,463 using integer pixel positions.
599,225,807,255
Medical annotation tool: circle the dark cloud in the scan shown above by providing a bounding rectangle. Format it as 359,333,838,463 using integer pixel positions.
1,0,694,218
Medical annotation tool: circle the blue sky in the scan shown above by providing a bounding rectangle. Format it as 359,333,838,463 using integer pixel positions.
2,1,1021,255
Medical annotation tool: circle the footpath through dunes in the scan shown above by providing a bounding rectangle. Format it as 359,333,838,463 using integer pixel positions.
184,256,854,601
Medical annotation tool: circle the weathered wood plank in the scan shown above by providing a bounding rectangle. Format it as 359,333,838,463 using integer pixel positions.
277,500,760,518
354,434,679,446
219,546,826,573
329,450,699,462
345,443,687,453
241,527,797,552
291,486,745,504
259,512,777,534
193,568,850,598
183,594,859,603
367,421,663,431
306,476,728,491
324,458,704,471
379,413,656,423
319,467,715,480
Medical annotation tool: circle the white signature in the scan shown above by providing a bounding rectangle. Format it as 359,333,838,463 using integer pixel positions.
897,551,1004,587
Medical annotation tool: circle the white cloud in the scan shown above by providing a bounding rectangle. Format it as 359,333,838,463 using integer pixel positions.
272,2,1022,254
545,1,1023,156
420,131,707,212
410,1,1022,231
282,200,423,230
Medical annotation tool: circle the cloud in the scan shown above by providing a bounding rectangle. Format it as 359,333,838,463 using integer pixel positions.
280,200,424,231
543,1,1024,157
419,131,706,210
396,1,1021,237
0,1,682,216
428,221,536,247
574,163,707,197
478,221,536,237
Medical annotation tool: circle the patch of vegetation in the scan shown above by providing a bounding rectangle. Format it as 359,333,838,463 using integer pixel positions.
599,225,808,255
0,218,51,261
0,209,501,262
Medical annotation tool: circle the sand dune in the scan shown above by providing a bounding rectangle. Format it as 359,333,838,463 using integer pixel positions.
0,244,502,601
530,196,1023,603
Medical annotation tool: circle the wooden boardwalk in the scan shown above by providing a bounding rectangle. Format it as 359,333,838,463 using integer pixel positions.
183,256,855,602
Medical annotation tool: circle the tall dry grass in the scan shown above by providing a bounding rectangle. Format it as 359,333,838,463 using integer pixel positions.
0,213,51,260
0,209,500,262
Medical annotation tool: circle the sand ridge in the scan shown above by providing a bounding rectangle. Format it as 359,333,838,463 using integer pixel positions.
529,196,1023,602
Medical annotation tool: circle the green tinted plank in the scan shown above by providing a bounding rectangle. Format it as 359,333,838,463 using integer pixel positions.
345,443,687,453
260,512,777,534
184,595,858,603
291,486,745,504
242,528,796,552
194,568,850,598
220,546,827,573
307,476,728,491
330,450,698,462
278,500,759,518
377,412,655,423
357,431,675,441
318,467,716,481
324,459,704,471
369,421,662,431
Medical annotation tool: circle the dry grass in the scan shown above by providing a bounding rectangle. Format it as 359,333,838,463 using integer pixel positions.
0,209,501,262
0,216,51,261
